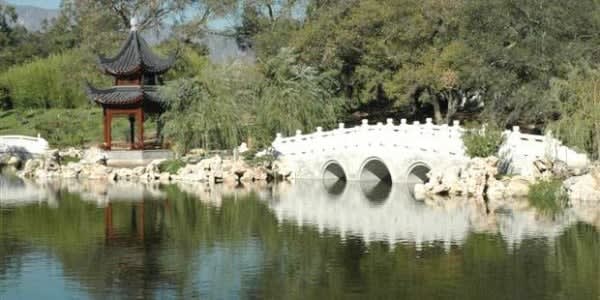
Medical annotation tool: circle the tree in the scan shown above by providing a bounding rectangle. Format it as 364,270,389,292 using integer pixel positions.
547,67,600,159
461,0,600,126
253,48,343,145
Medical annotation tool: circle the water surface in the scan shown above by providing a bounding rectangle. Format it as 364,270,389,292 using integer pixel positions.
1,176,599,299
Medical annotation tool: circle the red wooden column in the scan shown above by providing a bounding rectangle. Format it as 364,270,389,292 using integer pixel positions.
102,108,108,149
104,203,114,241
106,109,113,150
137,202,145,241
136,108,144,149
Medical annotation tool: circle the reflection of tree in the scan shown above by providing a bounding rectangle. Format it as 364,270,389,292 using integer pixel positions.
1,183,599,299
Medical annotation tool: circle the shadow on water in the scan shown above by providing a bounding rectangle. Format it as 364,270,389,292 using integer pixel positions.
1,174,599,299
322,178,347,196
359,180,392,205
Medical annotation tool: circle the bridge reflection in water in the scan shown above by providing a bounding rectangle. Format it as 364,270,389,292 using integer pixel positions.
266,179,578,249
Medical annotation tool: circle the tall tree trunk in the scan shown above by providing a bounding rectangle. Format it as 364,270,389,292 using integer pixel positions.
431,96,443,124
595,121,600,160
445,90,458,124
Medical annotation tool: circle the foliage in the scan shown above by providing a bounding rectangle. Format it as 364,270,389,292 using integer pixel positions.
0,108,156,148
0,49,107,109
547,67,600,160
158,159,186,174
528,179,568,216
462,125,504,158
161,49,344,153
252,48,343,146
160,65,249,154
60,155,81,165
1,183,599,298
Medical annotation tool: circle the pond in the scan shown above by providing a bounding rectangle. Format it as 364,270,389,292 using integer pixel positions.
0,176,599,299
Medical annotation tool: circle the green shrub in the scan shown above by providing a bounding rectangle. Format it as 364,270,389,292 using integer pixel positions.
462,125,504,158
60,155,80,165
0,108,157,148
528,179,568,216
0,48,108,109
158,159,186,174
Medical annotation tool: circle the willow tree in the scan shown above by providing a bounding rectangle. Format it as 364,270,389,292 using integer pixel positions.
160,62,259,153
253,48,343,145
548,68,600,160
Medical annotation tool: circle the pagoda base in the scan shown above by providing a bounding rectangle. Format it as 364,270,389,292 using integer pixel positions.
106,149,174,167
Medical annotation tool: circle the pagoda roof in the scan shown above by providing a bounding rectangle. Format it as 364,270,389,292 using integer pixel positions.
86,84,164,106
98,30,175,76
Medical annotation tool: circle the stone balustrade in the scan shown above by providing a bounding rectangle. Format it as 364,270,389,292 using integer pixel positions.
499,126,590,175
272,118,590,182
0,134,49,156
273,118,466,159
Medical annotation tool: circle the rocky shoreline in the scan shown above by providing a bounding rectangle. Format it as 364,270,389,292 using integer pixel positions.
3,147,600,225
1,147,292,185
414,156,600,218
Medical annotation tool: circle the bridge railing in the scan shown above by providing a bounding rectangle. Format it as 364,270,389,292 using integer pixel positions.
272,118,466,158
0,134,49,156
499,126,589,175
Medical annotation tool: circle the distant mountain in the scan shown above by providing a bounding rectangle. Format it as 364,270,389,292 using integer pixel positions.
2,2,253,63
0,1,59,31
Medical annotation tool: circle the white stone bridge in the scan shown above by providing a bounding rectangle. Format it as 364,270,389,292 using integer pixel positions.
271,119,590,184
272,118,468,184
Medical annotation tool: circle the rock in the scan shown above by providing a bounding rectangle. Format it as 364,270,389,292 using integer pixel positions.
551,160,571,179
188,148,206,156
113,168,134,181
45,159,60,172
176,162,206,181
254,167,269,181
89,164,112,180
413,184,427,201
240,168,255,182
81,147,107,165
273,161,293,179
133,166,146,177
486,179,506,204
505,176,532,198
6,156,21,167
237,142,249,154
592,166,600,185
564,171,600,203
59,147,83,159
20,159,43,177
146,159,166,173
45,149,60,161
159,172,171,182
533,159,551,173
61,162,83,178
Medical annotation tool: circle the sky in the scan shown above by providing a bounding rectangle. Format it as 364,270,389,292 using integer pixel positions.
6,0,60,9
5,0,233,29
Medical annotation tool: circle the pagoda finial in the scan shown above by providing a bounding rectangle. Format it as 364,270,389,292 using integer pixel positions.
130,17,139,31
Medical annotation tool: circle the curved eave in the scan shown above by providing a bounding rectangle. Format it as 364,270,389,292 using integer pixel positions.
97,31,175,76
86,84,144,106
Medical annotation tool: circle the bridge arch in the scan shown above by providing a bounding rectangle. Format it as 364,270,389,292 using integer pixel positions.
359,157,393,183
322,160,347,181
406,161,431,185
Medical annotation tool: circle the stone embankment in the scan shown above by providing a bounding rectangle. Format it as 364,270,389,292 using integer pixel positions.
414,156,600,213
4,148,292,184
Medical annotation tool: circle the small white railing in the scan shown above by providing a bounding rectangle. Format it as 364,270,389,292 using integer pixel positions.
272,118,466,158
499,126,589,175
0,134,49,156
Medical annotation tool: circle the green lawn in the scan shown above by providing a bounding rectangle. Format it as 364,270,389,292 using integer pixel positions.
0,108,157,148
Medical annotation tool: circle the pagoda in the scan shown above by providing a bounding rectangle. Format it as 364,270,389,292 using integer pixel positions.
87,18,175,150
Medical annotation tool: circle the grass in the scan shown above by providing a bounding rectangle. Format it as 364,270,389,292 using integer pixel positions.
528,179,568,216
158,159,186,174
60,155,81,165
462,124,504,158
0,108,157,148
